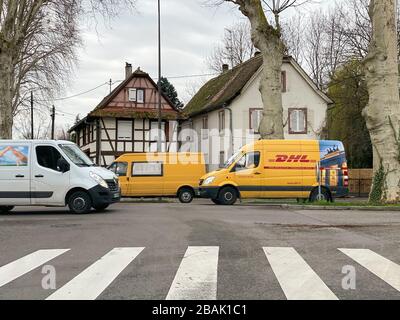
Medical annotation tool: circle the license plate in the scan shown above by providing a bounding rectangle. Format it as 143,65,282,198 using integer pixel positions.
113,193,120,198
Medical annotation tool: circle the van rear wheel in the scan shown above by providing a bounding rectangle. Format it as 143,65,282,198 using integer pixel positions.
218,187,238,205
68,191,92,214
310,188,331,203
0,206,14,214
178,188,194,204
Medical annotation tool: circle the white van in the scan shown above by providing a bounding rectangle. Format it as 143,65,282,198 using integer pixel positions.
0,140,120,214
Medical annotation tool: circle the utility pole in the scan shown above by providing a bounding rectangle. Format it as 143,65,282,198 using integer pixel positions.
51,105,55,140
109,79,112,94
31,91,34,140
157,0,162,152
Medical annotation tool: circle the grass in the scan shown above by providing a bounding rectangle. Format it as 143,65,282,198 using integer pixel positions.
302,201,400,207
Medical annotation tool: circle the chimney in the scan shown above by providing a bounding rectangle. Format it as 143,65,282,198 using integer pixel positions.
222,64,229,73
125,62,132,79
254,51,261,57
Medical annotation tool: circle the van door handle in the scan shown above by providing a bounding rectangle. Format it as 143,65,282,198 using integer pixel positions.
35,175,44,178
15,174,25,178
254,172,262,175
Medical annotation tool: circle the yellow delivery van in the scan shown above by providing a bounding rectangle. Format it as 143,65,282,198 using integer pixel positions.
198,140,349,205
109,153,206,203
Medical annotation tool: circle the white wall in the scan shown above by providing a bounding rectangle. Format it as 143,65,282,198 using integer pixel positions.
182,61,329,171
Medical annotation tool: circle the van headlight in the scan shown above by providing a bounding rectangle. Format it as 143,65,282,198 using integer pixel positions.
203,176,215,185
90,172,108,189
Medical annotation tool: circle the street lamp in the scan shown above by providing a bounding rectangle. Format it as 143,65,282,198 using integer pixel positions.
157,0,162,152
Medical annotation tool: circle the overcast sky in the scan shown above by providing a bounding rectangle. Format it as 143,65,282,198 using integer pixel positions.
55,0,334,128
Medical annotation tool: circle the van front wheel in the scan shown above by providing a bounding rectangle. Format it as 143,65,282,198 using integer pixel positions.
68,191,92,214
218,187,238,205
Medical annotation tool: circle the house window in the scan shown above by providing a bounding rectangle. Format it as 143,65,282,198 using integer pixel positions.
250,109,263,133
218,110,225,133
117,120,133,140
128,88,145,103
282,71,287,93
137,89,144,103
128,88,137,102
288,108,307,134
202,116,208,139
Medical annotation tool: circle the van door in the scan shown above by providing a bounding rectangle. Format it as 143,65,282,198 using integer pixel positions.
260,143,304,198
129,161,164,196
0,144,31,205
231,152,262,198
31,144,71,205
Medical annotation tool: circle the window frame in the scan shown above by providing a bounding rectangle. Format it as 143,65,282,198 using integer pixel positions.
117,120,133,141
232,151,261,172
202,116,208,139
288,108,308,135
136,88,145,104
249,108,263,134
131,161,164,177
128,88,137,102
35,145,65,172
218,110,225,134
108,162,128,177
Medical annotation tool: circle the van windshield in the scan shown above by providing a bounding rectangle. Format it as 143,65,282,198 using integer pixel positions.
59,144,95,167
223,150,242,168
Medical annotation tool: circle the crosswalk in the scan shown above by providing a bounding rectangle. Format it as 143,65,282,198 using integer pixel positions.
0,246,400,300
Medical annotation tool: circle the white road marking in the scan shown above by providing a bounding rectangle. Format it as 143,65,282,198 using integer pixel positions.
0,249,69,288
166,246,219,300
47,247,144,300
339,248,400,291
263,247,338,300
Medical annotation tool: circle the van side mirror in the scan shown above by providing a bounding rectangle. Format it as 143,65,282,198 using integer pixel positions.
57,158,70,173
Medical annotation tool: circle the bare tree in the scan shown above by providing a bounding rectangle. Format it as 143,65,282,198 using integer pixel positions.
219,0,311,139
14,109,50,139
207,21,255,72
363,0,400,204
0,0,136,139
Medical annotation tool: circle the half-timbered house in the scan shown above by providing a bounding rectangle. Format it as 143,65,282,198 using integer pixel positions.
69,63,183,166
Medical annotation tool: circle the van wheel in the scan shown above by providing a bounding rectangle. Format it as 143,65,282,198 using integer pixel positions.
212,199,221,205
93,204,109,212
68,191,92,214
0,206,14,214
218,187,238,205
178,188,194,204
310,188,331,203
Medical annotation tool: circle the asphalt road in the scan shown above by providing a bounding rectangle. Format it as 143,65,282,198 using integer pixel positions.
1,200,400,300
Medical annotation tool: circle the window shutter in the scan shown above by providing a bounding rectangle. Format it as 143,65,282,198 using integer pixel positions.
128,89,137,102
118,121,132,140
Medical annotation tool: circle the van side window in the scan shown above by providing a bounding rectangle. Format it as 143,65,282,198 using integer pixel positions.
132,162,163,177
235,152,260,171
109,162,128,177
36,146,64,172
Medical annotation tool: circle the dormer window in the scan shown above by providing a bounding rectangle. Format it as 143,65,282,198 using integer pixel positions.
128,88,145,103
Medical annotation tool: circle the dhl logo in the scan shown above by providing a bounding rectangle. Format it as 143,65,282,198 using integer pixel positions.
270,155,316,163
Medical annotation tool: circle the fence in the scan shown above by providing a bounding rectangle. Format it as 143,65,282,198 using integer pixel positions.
348,169,373,197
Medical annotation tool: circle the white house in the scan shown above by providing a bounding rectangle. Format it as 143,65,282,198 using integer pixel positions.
181,54,333,171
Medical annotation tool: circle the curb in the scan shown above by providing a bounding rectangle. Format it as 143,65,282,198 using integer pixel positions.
240,203,400,211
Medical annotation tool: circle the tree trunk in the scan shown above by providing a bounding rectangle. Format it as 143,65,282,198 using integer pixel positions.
0,47,14,139
235,0,285,139
363,0,400,203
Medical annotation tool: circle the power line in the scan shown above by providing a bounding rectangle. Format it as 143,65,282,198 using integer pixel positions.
36,72,219,103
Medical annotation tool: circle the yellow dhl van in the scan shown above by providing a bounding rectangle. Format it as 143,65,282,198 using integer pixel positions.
198,140,349,205
109,153,206,203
